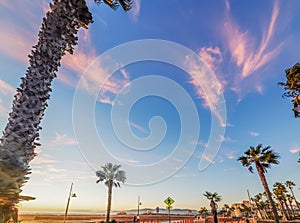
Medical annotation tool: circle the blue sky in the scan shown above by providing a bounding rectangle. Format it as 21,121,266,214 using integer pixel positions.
0,0,300,213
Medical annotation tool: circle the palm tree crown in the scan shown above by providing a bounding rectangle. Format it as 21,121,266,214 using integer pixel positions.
237,144,279,173
203,191,222,203
278,62,300,117
96,162,126,187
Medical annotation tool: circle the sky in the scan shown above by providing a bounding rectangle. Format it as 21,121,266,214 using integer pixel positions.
0,0,300,214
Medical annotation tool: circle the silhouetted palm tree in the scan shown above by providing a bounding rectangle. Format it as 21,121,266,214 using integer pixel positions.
96,162,126,223
273,182,290,220
285,180,300,211
279,62,300,117
198,207,208,218
237,144,280,223
204,191,221,223
252,193,265,219
286,194,296,218
0,1,132,222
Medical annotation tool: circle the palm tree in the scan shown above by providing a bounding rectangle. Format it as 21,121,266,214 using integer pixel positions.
273,182,290,220
238,204,251,218
198,207,208,218
278,62,300,117
0,1,132,222
223,204,230,217
96,162,126,223
203,191,221,223
285,180,300,211
252,193,265,219
237,144,280,223
286,194,296,218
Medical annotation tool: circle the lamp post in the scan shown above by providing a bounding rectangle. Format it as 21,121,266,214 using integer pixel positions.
137,196,142,217
64,183,77,223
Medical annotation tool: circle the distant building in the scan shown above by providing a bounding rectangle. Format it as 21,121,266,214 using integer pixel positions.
231,201,253,217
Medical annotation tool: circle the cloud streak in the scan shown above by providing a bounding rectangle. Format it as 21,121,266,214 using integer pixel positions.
59,30,131,105
0,80,15,117
129,0,141,23
186,54,226,126
250,131,260,137
52,133,77,146
224,0,282,79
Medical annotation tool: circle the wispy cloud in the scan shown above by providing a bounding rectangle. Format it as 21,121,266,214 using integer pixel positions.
59,30,131,105
129,0,141,23
250,131,260,137
289,148,300,154
191,139,208,148
0,80,15,95
0,80,15,117
129,121,149,134
0,0,11,8
186,55,226,126
31,155,56,165
223,0,282,79
202,154,215,164
198,46,223,73
0,25,34,64
223,149,238,160
0,1,47,64
219,135,234,143
51,133,77,146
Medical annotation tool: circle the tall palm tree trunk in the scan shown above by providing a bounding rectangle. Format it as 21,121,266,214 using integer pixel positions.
277,199,288,220
106,180,113,223
289,187,300,211
283,198,292,220
211,201,218,223
255,163,280,223
253,201,264,219
0,0,92,222
287,199,295,218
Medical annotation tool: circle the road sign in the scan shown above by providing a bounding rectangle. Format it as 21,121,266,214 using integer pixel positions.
166,205,173,210
164,196,175,206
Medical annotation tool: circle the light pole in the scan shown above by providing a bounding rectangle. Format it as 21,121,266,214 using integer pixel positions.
64,183,77,223
137,196,142,217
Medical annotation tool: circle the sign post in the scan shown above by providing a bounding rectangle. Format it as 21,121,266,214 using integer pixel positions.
164,197,175,223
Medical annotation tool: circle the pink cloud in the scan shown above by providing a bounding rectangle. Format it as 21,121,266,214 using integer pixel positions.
52,133,77,146
0,80,15,117
289,148,300,154
129,0,141,23
198,46,223,72
0,0,11,8
0,26,35,64
223,0,282,79
222,148,238,160
129,121,149,134
0,80,15,95
59,30,131,105
186,53,226,126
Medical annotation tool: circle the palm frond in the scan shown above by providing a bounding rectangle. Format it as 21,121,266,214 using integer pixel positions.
94,0,132,11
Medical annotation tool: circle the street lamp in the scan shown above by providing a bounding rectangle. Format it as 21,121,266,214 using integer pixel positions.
137,196,142,217
64,183,77,223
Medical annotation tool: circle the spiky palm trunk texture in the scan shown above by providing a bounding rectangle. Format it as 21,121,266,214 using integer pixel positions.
0,0,92,222
255,162,280,223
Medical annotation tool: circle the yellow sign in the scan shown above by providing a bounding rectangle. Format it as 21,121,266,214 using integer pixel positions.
164,196,175,205
166,205,173,210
